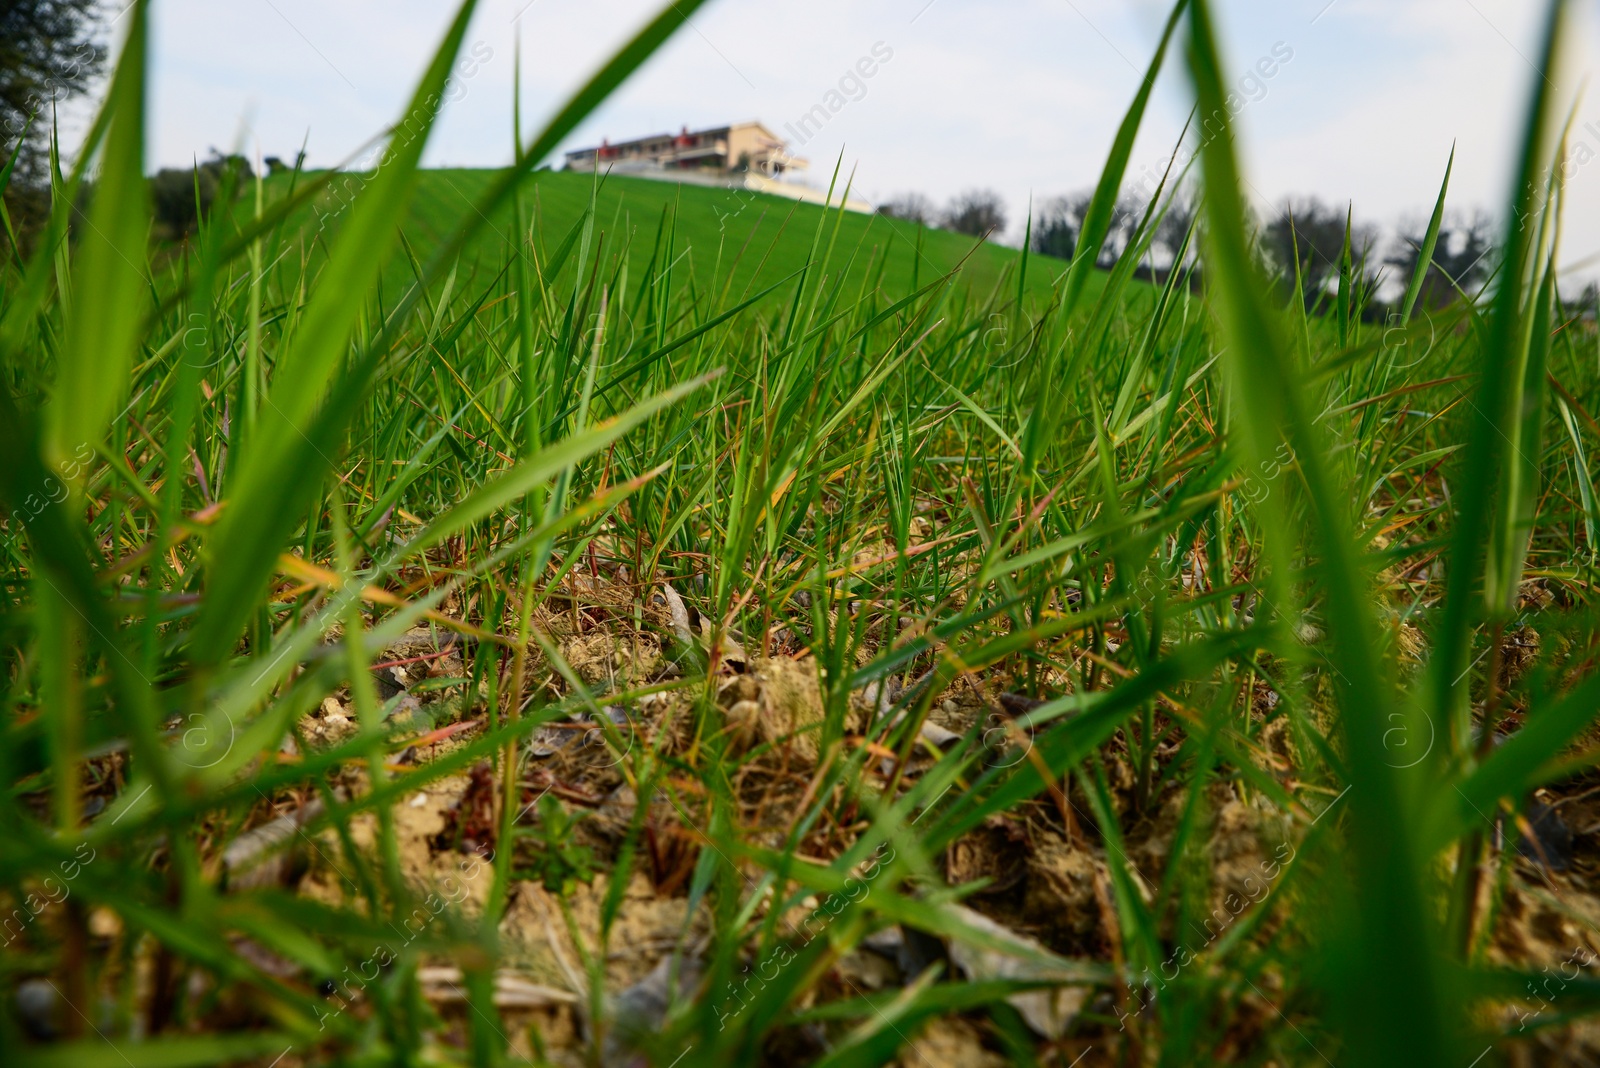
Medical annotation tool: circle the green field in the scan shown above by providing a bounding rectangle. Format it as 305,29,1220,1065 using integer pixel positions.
4,1,1600,1066
379,168,1076,305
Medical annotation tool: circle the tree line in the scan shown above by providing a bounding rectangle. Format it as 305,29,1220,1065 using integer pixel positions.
875,184,1560,318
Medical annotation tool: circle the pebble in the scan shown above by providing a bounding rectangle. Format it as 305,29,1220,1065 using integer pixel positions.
88,908,122,940
15,978,58,1040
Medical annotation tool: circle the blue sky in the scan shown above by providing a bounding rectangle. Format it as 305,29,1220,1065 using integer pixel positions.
104,0,1600,279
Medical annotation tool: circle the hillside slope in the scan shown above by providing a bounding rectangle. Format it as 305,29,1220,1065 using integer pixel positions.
291,168,1081,307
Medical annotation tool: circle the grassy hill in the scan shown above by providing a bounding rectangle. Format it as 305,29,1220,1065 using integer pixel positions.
284,168,1080,307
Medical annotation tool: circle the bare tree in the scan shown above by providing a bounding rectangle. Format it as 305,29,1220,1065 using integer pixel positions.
1031,189,1147,267
1387,210,1496,309
1154,191,1197,267
1099,193,1145,267
943,189,1007,238
1264,197,1378,305
1031,194,1089,260
877,192,935,226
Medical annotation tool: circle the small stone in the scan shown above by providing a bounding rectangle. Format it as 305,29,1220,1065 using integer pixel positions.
1295,622,1324,644
943,905,1091,1038
604,955,703,1066
88,908,122,940
726,699,763,735
15,978,58,1040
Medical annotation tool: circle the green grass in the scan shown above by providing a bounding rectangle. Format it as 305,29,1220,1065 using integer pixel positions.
387,169,1080,305
3,0,1600,1065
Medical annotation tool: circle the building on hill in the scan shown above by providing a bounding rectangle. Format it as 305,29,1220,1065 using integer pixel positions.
562,121,872,214
564,122,806,178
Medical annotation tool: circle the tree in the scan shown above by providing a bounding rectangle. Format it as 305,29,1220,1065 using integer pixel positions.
877,192,934,226
149,152,254,240
1031,189,1149,267
1154,191,1197,267
1264,197,1376,306
1098,193,1144,267
1576,281,1599,319
943,188,1007,238
1031,194,1089,261
1387,211,1496,310
1,0,106,184
263,152,307,177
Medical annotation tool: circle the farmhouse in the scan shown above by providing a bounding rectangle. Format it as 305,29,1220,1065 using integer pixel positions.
563,121,806,178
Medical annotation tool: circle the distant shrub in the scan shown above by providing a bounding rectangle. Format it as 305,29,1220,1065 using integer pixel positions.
149,152,254,240
263,152,306,177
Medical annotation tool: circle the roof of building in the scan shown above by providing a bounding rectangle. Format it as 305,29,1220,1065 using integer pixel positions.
565,121,784,159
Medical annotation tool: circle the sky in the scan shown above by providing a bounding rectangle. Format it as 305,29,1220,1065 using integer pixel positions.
86,0,1600,281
